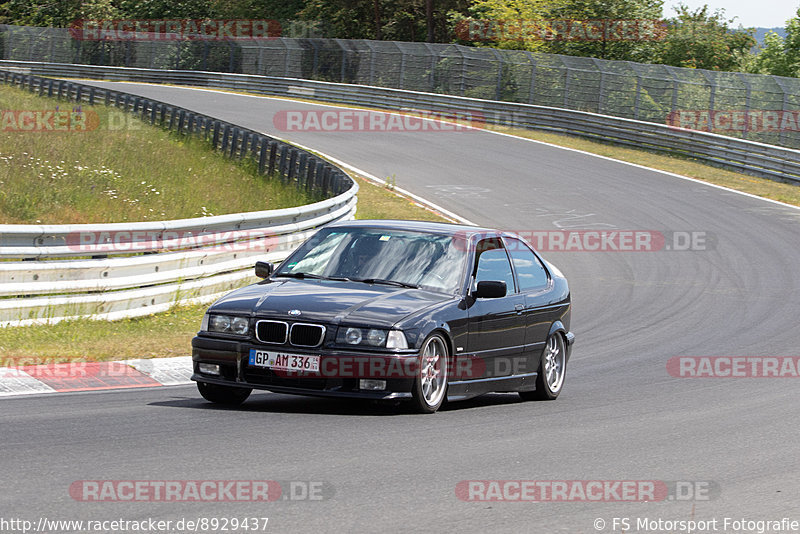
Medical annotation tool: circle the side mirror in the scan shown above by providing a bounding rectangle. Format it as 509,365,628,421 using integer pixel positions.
255,261,274,279
473,280,507,299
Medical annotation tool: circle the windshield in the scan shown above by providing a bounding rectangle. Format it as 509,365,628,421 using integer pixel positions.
275,227,468,294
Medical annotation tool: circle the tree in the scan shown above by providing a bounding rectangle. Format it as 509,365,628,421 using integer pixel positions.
0,0,82,26
455,0,559,51
299,0,469,42
656,3,756,71
542,0,665,61
749,7,800,77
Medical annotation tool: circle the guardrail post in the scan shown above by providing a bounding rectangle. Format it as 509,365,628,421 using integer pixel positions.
229,128,239,157
314,161,325,191
220,125,231,153
250,134,263,160
212,121,221,147
298,152,308,189
258,141,268,174
287,149,298,182
268,141,279,176
278,145,289,181
88,87,95,105
240,132,251,159
177,109,186,134
321,166,332,195
305,158,316,193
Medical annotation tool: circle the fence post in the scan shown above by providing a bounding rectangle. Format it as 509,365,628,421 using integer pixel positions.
524,51,537,105
398,42,406,90
737,73,752,140
774,77,790,147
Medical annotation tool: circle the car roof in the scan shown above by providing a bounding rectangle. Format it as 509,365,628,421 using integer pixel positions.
326,219,497,237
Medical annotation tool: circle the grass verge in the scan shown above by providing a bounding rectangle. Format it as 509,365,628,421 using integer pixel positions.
0,84,313,223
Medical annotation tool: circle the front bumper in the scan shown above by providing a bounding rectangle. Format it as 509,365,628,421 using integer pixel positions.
191,335,417,400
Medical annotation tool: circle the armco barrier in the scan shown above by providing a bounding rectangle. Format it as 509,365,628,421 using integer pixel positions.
0,69,358,326
1,61,798,185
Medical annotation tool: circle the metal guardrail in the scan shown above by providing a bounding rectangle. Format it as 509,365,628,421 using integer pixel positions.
2,61,798,185
0,69,358,326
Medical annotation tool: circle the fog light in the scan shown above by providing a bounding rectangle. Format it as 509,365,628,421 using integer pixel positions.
198,363,220,376
359,379,386,391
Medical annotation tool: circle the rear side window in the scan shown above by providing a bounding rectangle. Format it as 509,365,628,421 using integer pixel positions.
505,237,549,291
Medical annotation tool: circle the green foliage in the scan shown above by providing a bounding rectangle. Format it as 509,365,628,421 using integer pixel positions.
748,8,800,77
461,0,555,51
0,0,81,26
544,0,665,61
656,3,756,71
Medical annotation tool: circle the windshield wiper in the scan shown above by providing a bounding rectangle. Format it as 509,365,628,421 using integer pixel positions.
274,272,352,282
274,272,326,280
352,278,419,289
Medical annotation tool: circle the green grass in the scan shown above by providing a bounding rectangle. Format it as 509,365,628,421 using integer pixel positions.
0,304,208,363
0,84,313,224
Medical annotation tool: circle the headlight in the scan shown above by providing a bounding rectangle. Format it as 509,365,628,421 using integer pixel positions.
337,327,407,349
206,314,249,336
386,330,408,349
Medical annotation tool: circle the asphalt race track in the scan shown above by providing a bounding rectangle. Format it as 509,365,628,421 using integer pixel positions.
2,81,799,533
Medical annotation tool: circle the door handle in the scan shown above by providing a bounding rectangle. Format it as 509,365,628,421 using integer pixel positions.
515,303,524,314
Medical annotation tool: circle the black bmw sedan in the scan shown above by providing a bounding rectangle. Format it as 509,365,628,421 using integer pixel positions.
192,220,574,413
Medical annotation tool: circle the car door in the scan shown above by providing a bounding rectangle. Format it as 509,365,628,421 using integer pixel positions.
504,236,558,375
465,237,526,378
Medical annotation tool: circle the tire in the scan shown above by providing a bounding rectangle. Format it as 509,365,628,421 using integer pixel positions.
197,381,252,405
520,333,566,401
411,333,449,413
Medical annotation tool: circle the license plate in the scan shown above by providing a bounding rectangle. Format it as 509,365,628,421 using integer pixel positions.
249,349,320,372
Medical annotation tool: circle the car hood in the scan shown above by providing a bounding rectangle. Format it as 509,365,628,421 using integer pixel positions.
208,278,452,327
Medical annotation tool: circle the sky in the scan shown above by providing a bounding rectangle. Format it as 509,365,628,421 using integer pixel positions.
661,0,798,28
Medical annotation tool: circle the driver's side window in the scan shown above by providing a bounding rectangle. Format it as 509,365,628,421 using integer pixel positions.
473,238,516,294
